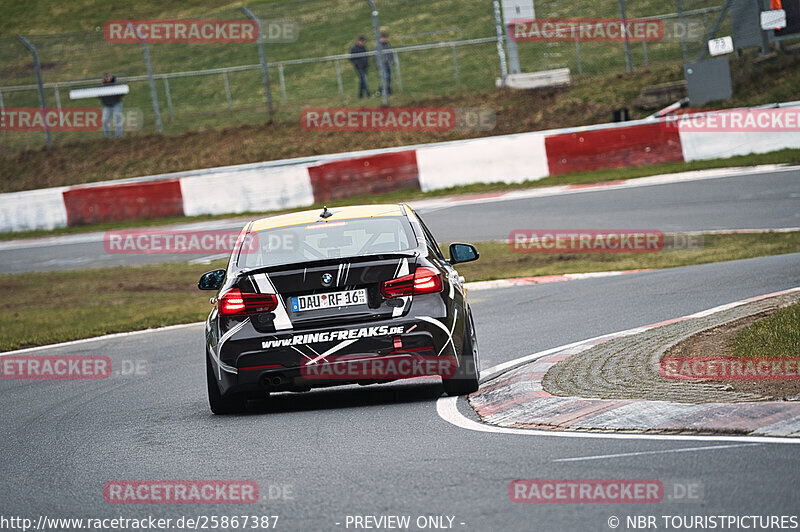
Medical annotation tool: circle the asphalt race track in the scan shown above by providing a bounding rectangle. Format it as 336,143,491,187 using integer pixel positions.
1,167,799,531
1,166,798,273
2,255,800,530
421,167,800,243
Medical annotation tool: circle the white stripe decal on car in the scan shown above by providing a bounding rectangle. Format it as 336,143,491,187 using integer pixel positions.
393,258,410,318
254,273,293,330
306,339,358,365
214,318,250,378
448,273,455,300
290,345,315,362
418,312,458,359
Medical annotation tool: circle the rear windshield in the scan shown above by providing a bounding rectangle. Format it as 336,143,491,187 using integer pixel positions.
236,216,417,269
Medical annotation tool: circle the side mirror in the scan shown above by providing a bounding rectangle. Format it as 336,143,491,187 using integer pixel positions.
198,269,226,291
449,243,479,264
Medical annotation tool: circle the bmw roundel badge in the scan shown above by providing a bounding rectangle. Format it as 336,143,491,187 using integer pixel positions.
321,273,333,286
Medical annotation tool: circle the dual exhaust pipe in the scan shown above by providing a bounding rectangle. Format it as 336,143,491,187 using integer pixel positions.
259,374,285,389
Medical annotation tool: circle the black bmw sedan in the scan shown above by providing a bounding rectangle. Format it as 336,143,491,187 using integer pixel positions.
198,204,480,414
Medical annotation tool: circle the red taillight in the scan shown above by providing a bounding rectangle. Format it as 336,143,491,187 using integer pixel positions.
218,288,278,316
381,274,414,298
413,268,442,293
381,267,443,298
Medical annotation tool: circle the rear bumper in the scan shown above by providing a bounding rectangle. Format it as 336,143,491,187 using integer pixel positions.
211,316,461,396
236,351,453,393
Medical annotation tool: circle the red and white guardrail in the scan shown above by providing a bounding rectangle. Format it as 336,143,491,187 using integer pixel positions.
2,104,799,233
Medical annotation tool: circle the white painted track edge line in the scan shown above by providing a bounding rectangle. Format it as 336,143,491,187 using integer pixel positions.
551,443,762,462
0,321,204,355
437,285,800,443
413,164,799,212
436,395,800,444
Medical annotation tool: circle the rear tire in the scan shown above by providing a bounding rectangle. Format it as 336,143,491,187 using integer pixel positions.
442,308,480,397
206,353,247,415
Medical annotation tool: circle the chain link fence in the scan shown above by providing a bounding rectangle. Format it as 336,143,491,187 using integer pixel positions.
1,0,729,151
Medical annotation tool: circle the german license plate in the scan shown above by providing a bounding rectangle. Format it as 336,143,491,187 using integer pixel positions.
291,289,367,312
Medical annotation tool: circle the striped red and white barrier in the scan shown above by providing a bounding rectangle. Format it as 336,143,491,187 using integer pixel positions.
2,104,798,233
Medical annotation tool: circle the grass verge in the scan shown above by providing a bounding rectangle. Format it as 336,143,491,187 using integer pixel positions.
732,303,800,358
2,147,799,242
451,232,800,281
1,231,799,351
0,260,226,352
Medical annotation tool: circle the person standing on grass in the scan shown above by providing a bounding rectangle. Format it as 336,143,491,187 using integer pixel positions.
349,35,370,99
99,72,124,138
375,32,396,96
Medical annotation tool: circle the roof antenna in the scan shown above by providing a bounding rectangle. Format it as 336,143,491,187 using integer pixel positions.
320,206,333,219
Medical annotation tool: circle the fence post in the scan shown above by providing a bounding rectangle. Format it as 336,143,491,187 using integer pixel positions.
492,1,509,85
676,0,688,65
17,35,51,148
642,40,649,65
394,53,403,92
54,85,62,113
0,89,4,134
163,78,173,119
241,7,274,121
574,32,583,75
222,71,233,111
451,43,461,85
618,0,633,72
129,23,163,134
278,64,288,104
366,0,389,106
334,60,345,99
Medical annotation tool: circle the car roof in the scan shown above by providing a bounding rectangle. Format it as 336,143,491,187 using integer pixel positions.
249,204,411,232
